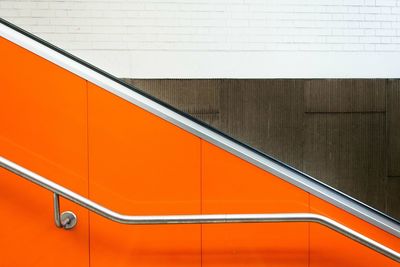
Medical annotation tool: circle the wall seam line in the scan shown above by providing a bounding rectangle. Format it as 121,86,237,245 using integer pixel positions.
86,80,91,267
200,138,203,267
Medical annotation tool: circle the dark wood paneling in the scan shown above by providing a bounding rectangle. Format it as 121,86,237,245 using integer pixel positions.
386,177,400,219
303,113,386,211
387,80,400,177
305,80,386,113
122,78,399,220
219,80,305,169
124,79,221,126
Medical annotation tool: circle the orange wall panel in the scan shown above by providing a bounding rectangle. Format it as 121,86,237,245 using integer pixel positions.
1,33,399,267
87,83,201,267
201,140,310,267
0,37,89,266
310,195,400,267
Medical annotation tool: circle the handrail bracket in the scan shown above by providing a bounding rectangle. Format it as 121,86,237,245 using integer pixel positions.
0,156,398,262
53,193,77,230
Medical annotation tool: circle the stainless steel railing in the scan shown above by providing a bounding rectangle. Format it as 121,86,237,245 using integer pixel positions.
0,155,399,262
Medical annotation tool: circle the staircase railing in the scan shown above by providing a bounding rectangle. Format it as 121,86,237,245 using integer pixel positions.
0,155,399,262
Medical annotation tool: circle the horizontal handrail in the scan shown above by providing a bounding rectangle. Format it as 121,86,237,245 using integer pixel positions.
0,156,399,262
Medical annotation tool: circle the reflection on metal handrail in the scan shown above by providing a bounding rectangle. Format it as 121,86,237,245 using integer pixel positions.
0,156,399,262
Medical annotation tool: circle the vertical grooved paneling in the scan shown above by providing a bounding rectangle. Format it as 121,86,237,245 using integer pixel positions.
219,80,305,170
123,78,398,220
305,80,386,112
124,79,221,127
304,113,386,211
386,177,400,220
387,80,400,177
304,80,387,212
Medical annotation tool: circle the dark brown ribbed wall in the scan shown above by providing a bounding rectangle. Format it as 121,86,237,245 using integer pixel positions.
123,79,400,220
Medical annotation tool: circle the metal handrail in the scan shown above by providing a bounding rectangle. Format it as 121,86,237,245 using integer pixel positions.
0,156,399,262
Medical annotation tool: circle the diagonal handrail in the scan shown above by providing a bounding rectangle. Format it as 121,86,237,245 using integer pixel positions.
0,155,399,262
2,17,400,239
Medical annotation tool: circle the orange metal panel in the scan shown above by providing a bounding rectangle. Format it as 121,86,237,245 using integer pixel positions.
0,37,89,266
310,195,400,267
201,140,310,267
87,83,201,267
1,33,399,267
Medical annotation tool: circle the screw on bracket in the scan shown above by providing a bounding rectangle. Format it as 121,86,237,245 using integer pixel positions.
53,193,77,230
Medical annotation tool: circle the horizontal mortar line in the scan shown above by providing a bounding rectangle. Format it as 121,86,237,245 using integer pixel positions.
26,16,400,22
61,49,400,52
304,111,386,114
6,5,397,10
15,24,400,30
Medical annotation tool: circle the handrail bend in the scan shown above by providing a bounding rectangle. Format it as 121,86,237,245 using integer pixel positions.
0,156,399,262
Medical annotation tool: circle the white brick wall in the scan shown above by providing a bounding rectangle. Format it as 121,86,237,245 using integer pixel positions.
1,0,400,77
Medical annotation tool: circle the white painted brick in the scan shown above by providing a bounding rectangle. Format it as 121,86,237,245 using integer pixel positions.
35,2,50,9
380,22,392,28
380,7,392,13
344,21,360,28
378,14,398,21
1,0,400,60
341,14,365,21
294,28,331,35
324,6,348,13
346,0,365,5
292,35,325,43
375,43,396,49
327,36,359,43
35,18,51,25
8,1,36,9
376,0,396,6
360,21,381,28
4,17,35,25
64,41,93,50
330,43,345,50
227,19,249,27
54,10,68,17
342,43,364,50
31,9,55,18
347,6,360,13
94,41,128,50
381,36,393,42
292,5,320,13
365,14,377,21
360,7,382,13
364,29,376,35
344,29,364,35
360,36,382,42
364,44,376,50
91,26,127,34
0,9,23,17
296,43,332,51
124,2,146,10
364,0,376,6
376,28,396,35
